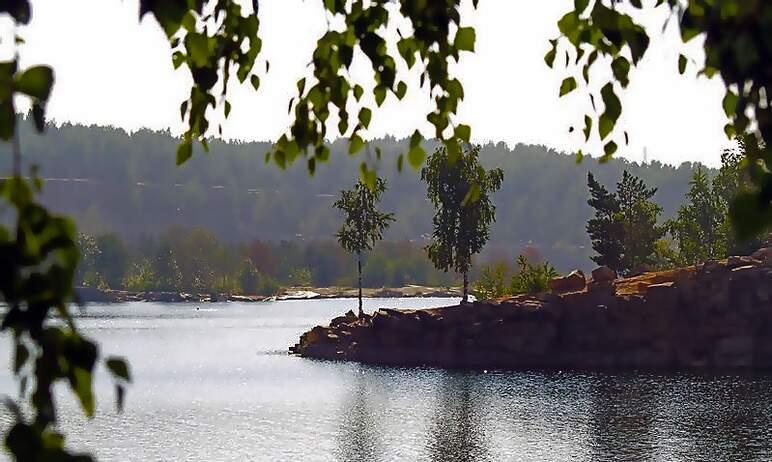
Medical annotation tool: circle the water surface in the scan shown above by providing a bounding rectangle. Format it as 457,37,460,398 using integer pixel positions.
1,298,772,461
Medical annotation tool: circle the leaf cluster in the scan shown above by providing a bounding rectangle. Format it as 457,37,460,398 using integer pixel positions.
422,144,503,276
0,176,130,461
553,0,772,235
333,178,394,255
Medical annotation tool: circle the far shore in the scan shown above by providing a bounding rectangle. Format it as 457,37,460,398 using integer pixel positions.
74,285,462,304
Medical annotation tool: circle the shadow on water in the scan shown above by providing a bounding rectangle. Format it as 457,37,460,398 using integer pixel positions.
335,369,384,462
588,374,656,462
661,372,772,461
426,371,489,462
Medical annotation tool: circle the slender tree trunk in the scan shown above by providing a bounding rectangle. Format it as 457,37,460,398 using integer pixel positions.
462,271,468,303
357,251,363,317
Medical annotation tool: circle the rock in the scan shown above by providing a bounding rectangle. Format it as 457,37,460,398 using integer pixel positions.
591,266,616,283
330,309,358,327
293,258,772,370
752,247,772,265
587,280,615,294
548,270,586,294
726,255,761,268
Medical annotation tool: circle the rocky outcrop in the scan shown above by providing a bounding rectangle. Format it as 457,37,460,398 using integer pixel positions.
291,254,772,370
548,270,586,294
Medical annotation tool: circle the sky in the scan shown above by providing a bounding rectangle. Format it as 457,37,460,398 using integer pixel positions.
3,0,731,166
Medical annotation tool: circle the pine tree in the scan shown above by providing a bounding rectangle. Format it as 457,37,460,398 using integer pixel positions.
670,167,726,264
616,171,665,273
586,173,624,274
586,171,664,276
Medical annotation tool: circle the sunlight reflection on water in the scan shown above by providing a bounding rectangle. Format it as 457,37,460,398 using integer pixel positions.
1,298,772,461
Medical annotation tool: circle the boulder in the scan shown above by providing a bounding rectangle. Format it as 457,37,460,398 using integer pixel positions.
330,310,358,327
752,247,772,265
548,270,586,294
591,266,616,283
726,255,761,268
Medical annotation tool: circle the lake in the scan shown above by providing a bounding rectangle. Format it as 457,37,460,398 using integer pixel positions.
2,298,772,461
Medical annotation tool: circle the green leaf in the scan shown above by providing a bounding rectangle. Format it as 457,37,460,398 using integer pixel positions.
358,107,372,129
396,81,407,100
544,45,557,68
32,103,45,132
250,75,261,91
106,357,131,382
559,77,577,96
72,367,95,417
574,0,590,13
410,129,422,148
353,84,364,101
224,101,232,118
186,33,210,67
603,140,618,157
723,90,738,117
454,124,471,143
599,83,621,140
575,149,584,164
724,123,736,139
374,86,386,106
15,66,54,101
349,134,365,155
583,115,592,141
445,138,461,164
408,143,426,169
454,27,476,52
730,191,772,239
611,57,630,87
176,141,193,165
678,54,687,74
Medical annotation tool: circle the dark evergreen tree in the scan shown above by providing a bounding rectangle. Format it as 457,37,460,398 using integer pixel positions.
616,171,665,274
586,173,624,274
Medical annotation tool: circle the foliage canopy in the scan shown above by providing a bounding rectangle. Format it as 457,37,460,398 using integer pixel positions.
422,144,503,301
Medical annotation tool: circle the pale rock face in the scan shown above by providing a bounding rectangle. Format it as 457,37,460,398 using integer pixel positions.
294,242,772,370
548,270,586,294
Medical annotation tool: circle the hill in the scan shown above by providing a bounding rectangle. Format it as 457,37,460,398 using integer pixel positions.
1,121,701,271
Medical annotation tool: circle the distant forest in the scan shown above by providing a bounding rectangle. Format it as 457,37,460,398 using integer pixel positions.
1,121,702,272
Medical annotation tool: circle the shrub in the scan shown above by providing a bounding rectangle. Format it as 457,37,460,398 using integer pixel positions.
510,255,557,295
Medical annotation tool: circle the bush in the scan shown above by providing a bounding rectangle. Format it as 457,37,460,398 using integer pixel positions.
255,274,281,296
472,262,510,299
510,255,557,295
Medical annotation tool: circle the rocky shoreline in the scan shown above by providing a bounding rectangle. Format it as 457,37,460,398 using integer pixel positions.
73,285,462,304
291,246,772,370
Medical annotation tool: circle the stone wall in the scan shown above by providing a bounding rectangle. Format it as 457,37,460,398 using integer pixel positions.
291,249,772,370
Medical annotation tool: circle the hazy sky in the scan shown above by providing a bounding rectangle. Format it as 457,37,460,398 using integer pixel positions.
5,0,730,166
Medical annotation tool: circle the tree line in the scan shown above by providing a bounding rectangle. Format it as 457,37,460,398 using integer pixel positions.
75,227,457,296
473,137,764,299
587,137,762,277
1,121,701,271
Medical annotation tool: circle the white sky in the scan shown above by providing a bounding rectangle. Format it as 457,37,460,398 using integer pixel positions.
4,0,730,166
